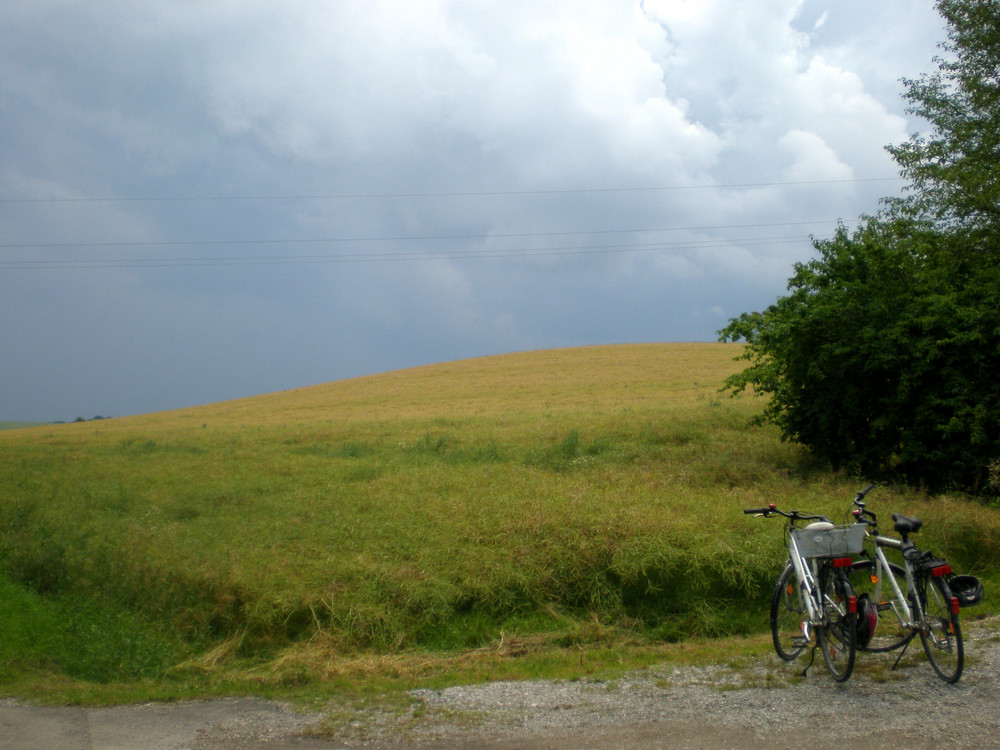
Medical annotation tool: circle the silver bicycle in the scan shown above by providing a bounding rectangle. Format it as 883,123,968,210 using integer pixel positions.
746,503,862,681
847,484,983,684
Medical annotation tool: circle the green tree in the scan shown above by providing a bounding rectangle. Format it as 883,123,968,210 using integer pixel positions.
889,0,1000,230
720,0,1000,493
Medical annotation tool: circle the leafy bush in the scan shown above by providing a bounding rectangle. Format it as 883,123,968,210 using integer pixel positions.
721,0,1000,493
721,220,1000,491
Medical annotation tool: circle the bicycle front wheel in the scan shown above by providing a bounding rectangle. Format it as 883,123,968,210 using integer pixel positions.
817,568,857,682
919,575,964,683
770,562,807,661
848,558,915,652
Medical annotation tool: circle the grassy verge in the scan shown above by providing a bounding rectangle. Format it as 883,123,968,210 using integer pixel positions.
1,343,996,703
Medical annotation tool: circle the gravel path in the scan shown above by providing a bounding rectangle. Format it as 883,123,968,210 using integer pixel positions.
3,617,998,749
392,615,1000,749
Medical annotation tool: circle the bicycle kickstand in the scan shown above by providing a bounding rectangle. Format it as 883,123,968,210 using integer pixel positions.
890,635,914,672
795,621,817,677
802,645,818,678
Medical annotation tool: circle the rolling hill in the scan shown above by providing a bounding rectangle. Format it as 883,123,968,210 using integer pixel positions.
1,343,996,694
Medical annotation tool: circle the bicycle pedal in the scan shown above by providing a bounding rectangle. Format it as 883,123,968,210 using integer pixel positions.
792,636,811,647
876,601,894,612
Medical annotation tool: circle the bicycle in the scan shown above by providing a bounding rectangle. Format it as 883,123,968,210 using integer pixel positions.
847,483,983,684
745,504,862,681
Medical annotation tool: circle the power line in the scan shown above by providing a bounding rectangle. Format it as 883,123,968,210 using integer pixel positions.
0,219,843,250
0,233,830,270
0,177,904,204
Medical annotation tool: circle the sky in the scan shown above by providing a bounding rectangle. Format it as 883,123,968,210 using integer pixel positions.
1,0,949,422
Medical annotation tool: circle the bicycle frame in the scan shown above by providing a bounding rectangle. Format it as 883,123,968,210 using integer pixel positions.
787,532,826,628
747,503,859,681
849,483,966,683
863,534,923,632
749,505,857,630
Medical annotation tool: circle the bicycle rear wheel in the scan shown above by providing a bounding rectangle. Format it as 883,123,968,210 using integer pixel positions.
817,568,857,682
848,558,915,652
770,562,807,661
919,575,964,683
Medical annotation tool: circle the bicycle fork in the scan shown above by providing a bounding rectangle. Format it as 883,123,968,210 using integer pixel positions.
788,536,827,626
787,537,826,663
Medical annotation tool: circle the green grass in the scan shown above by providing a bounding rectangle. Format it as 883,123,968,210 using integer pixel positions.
0,574,179,684
0,343,997,702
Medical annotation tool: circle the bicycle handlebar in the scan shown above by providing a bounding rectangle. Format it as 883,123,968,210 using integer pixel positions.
743,504,830,522
850,483,878,526
745,485,875,524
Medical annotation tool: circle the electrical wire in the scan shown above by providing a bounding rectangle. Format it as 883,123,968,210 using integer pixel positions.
0,177,870,269
0,177,904,204
0,219,840,250
0,233,830,270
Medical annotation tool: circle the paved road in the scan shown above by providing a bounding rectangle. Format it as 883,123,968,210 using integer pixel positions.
0,698,822,750
0,697,323,750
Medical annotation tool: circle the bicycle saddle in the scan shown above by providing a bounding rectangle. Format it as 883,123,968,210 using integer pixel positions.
892,513,923,535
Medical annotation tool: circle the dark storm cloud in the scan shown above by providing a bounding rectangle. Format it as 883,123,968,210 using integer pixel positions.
0,0,945,421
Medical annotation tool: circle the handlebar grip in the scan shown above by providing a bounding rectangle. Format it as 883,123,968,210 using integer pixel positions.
858,483,875,497
744,508,770,515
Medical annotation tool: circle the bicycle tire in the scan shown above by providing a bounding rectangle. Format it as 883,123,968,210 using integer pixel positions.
919,574,964,683
817,566,857,682
848,558,916,652
770,562,807,661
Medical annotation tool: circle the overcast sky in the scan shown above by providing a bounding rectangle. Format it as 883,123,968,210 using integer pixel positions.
1,0,948,422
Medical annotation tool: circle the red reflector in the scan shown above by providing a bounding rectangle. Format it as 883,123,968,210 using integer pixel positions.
932,564,952,578
833,557,853,568
848,596,857,614
950,596,961,615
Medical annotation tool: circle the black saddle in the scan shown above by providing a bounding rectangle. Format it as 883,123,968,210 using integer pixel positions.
892,513,923,535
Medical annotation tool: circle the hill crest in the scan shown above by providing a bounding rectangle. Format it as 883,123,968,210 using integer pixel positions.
125,342,742,428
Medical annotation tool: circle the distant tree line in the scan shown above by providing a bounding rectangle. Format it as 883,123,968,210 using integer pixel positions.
720,0,1000,494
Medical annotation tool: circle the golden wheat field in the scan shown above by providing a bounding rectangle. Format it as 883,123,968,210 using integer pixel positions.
1,343,996,697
